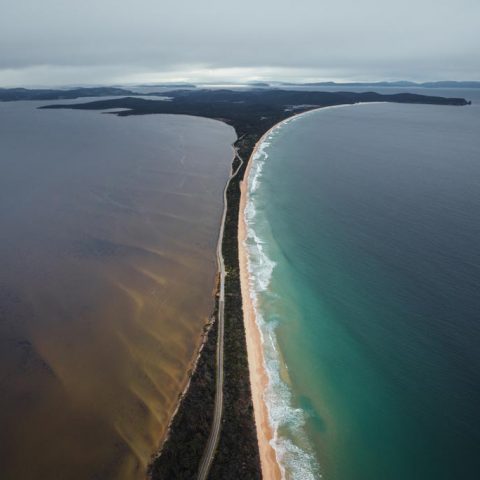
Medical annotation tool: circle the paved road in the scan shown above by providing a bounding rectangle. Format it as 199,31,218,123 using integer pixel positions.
196,147,244,480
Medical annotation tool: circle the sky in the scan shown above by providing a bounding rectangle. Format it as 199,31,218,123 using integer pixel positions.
0,0,479,87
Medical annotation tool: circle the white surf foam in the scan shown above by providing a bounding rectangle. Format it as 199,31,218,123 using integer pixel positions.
244,124,322,479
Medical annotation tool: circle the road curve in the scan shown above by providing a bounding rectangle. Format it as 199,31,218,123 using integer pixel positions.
196,145,244,480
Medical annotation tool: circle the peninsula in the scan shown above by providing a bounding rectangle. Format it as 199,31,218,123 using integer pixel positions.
40,88,470,479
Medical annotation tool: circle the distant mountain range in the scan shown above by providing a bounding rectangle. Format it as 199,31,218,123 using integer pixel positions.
1,81,479,102
0,87,139,101
277,81,480,89
0,85,199,101
133,83,197,88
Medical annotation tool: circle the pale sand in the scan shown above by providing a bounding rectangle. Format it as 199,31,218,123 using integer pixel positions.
238,126,283,480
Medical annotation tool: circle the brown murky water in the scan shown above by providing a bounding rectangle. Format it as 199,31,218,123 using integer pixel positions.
0,101,236,479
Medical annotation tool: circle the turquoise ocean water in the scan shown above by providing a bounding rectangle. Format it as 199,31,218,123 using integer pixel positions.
245,98,480,479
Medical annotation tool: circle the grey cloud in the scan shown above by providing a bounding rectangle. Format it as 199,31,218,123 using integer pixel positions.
0,0,478,86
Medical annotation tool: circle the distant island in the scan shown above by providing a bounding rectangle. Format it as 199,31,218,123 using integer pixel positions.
35,88,471,479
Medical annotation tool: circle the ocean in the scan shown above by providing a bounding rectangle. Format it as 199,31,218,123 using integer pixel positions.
0,100,235,479
245,93,480,479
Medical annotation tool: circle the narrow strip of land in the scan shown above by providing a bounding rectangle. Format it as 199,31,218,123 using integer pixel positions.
40,90,470,479
196,147,244,480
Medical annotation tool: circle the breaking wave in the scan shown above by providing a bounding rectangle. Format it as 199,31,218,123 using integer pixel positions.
244,119,322,479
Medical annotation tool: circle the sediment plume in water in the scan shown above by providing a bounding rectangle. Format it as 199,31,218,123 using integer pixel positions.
0,104,236,479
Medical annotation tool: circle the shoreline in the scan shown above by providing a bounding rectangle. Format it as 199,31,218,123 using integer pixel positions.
238,118,292,480
239,134,282,480
21,91,472,478
149,99,443,477
238,107,329,480
152,102,377,478
150,140,238,463
149,129,263,478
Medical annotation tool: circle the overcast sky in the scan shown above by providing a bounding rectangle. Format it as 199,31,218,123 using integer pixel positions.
0,0,478,87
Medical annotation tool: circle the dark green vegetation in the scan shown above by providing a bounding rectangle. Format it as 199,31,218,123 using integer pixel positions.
40,88,471,123
39,89,470,478
209,132,261,480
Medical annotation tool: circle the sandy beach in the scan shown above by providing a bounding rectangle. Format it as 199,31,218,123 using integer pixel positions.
238,128,283,480
238,109,330,480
